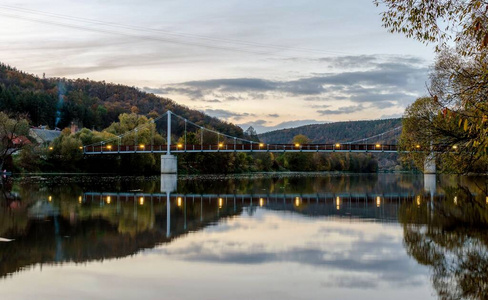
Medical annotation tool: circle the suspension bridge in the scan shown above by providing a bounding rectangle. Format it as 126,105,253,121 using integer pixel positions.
82,110,434,173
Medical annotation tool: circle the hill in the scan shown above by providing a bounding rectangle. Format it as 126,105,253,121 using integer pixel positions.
0,63,243,137
259,118,402,144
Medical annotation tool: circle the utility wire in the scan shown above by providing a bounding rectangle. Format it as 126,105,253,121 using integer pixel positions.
342,126,402,144
0,12,280,56
172,113,256,144
0,4,353,56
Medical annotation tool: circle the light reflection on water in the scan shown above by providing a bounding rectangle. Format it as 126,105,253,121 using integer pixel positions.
0,173,487,300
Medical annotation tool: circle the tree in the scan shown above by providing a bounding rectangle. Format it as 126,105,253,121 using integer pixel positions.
374,0,488,55
399,55,488,172
244,126,259,142
0,112,30,171
292,134,310,145
377,0,488,172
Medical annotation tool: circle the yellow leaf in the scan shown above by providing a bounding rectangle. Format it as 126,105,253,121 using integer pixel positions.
464,119,468,131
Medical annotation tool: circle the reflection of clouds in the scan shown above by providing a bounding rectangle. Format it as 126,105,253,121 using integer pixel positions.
155,212,428,288
204,220,279,233
317,226,366,238
157,242,426,287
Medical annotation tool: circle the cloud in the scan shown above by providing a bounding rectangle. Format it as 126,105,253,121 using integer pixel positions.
310,104,332,109
317,105,365,115
204,108,255,120
238,119,327,134
143,87,169,94
267,114,279,118
316,54,425,69
155,54,428,108
184,78,277,92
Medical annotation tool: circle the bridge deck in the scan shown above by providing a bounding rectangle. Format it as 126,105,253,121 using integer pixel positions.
84,143,403,154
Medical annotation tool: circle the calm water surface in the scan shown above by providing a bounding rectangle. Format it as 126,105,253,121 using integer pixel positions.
1,173,487,300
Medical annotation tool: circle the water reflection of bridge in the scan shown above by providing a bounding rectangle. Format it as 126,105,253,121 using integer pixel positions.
83,191,447,225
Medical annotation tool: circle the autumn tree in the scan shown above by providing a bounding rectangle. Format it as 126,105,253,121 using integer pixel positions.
374,0,488,55
376,0,488,172
0,112,30,171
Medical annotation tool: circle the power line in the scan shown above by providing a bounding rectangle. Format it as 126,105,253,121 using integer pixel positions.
0,12,279,56
342,126,402,144
0,4,353,57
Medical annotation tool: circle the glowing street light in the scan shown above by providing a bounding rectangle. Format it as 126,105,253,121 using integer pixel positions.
218,143,224,148
376,196,381,207
177,144,183,149
336,196,340,210
295,143,300,148
335,143,340,148
49,146,53,151
139,144,145,149
259,198,264,207
48,196,52,202
139,197,144,205
106,196,111,204
177,197,182,207
415,144,421,149
452,145,458,150
259,143,264,148
375,144,381,148
295,197,301,207
106,145,112,150
78,196,82,204
218,197,223,208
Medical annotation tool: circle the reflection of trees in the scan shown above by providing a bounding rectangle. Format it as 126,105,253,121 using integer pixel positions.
0,195,240,279
400,186,488,300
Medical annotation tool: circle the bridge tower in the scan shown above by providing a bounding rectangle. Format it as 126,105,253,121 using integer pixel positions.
423,151,436,174
161,111,178,174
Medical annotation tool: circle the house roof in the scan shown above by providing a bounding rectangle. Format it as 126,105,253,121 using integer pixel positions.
12,136,31,146
29,129,61,144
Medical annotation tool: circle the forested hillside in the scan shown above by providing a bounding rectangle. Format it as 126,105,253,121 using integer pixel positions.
0,62,399,173
259,119,402,144
0,63,243,137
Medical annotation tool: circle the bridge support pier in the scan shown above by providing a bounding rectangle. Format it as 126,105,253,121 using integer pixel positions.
423,152,436,174
161,155,177,174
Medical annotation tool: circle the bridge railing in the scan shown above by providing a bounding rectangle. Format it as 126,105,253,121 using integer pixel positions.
83,143,401,153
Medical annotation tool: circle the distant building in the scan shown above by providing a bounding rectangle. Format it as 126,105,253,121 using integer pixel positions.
70,122,79,134
12,136,31,147
29,128,61,146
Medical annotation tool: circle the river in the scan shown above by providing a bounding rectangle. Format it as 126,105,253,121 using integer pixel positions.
0,173,487,300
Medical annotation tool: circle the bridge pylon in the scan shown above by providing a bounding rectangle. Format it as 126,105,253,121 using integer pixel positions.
423,152,436,174
161,110,177,174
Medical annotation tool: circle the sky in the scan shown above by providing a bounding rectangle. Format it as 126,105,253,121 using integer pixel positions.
0,0,435,133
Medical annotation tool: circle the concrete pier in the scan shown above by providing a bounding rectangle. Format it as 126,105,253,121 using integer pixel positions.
424,152,436,174
160,174,177,193
161,155,177,174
